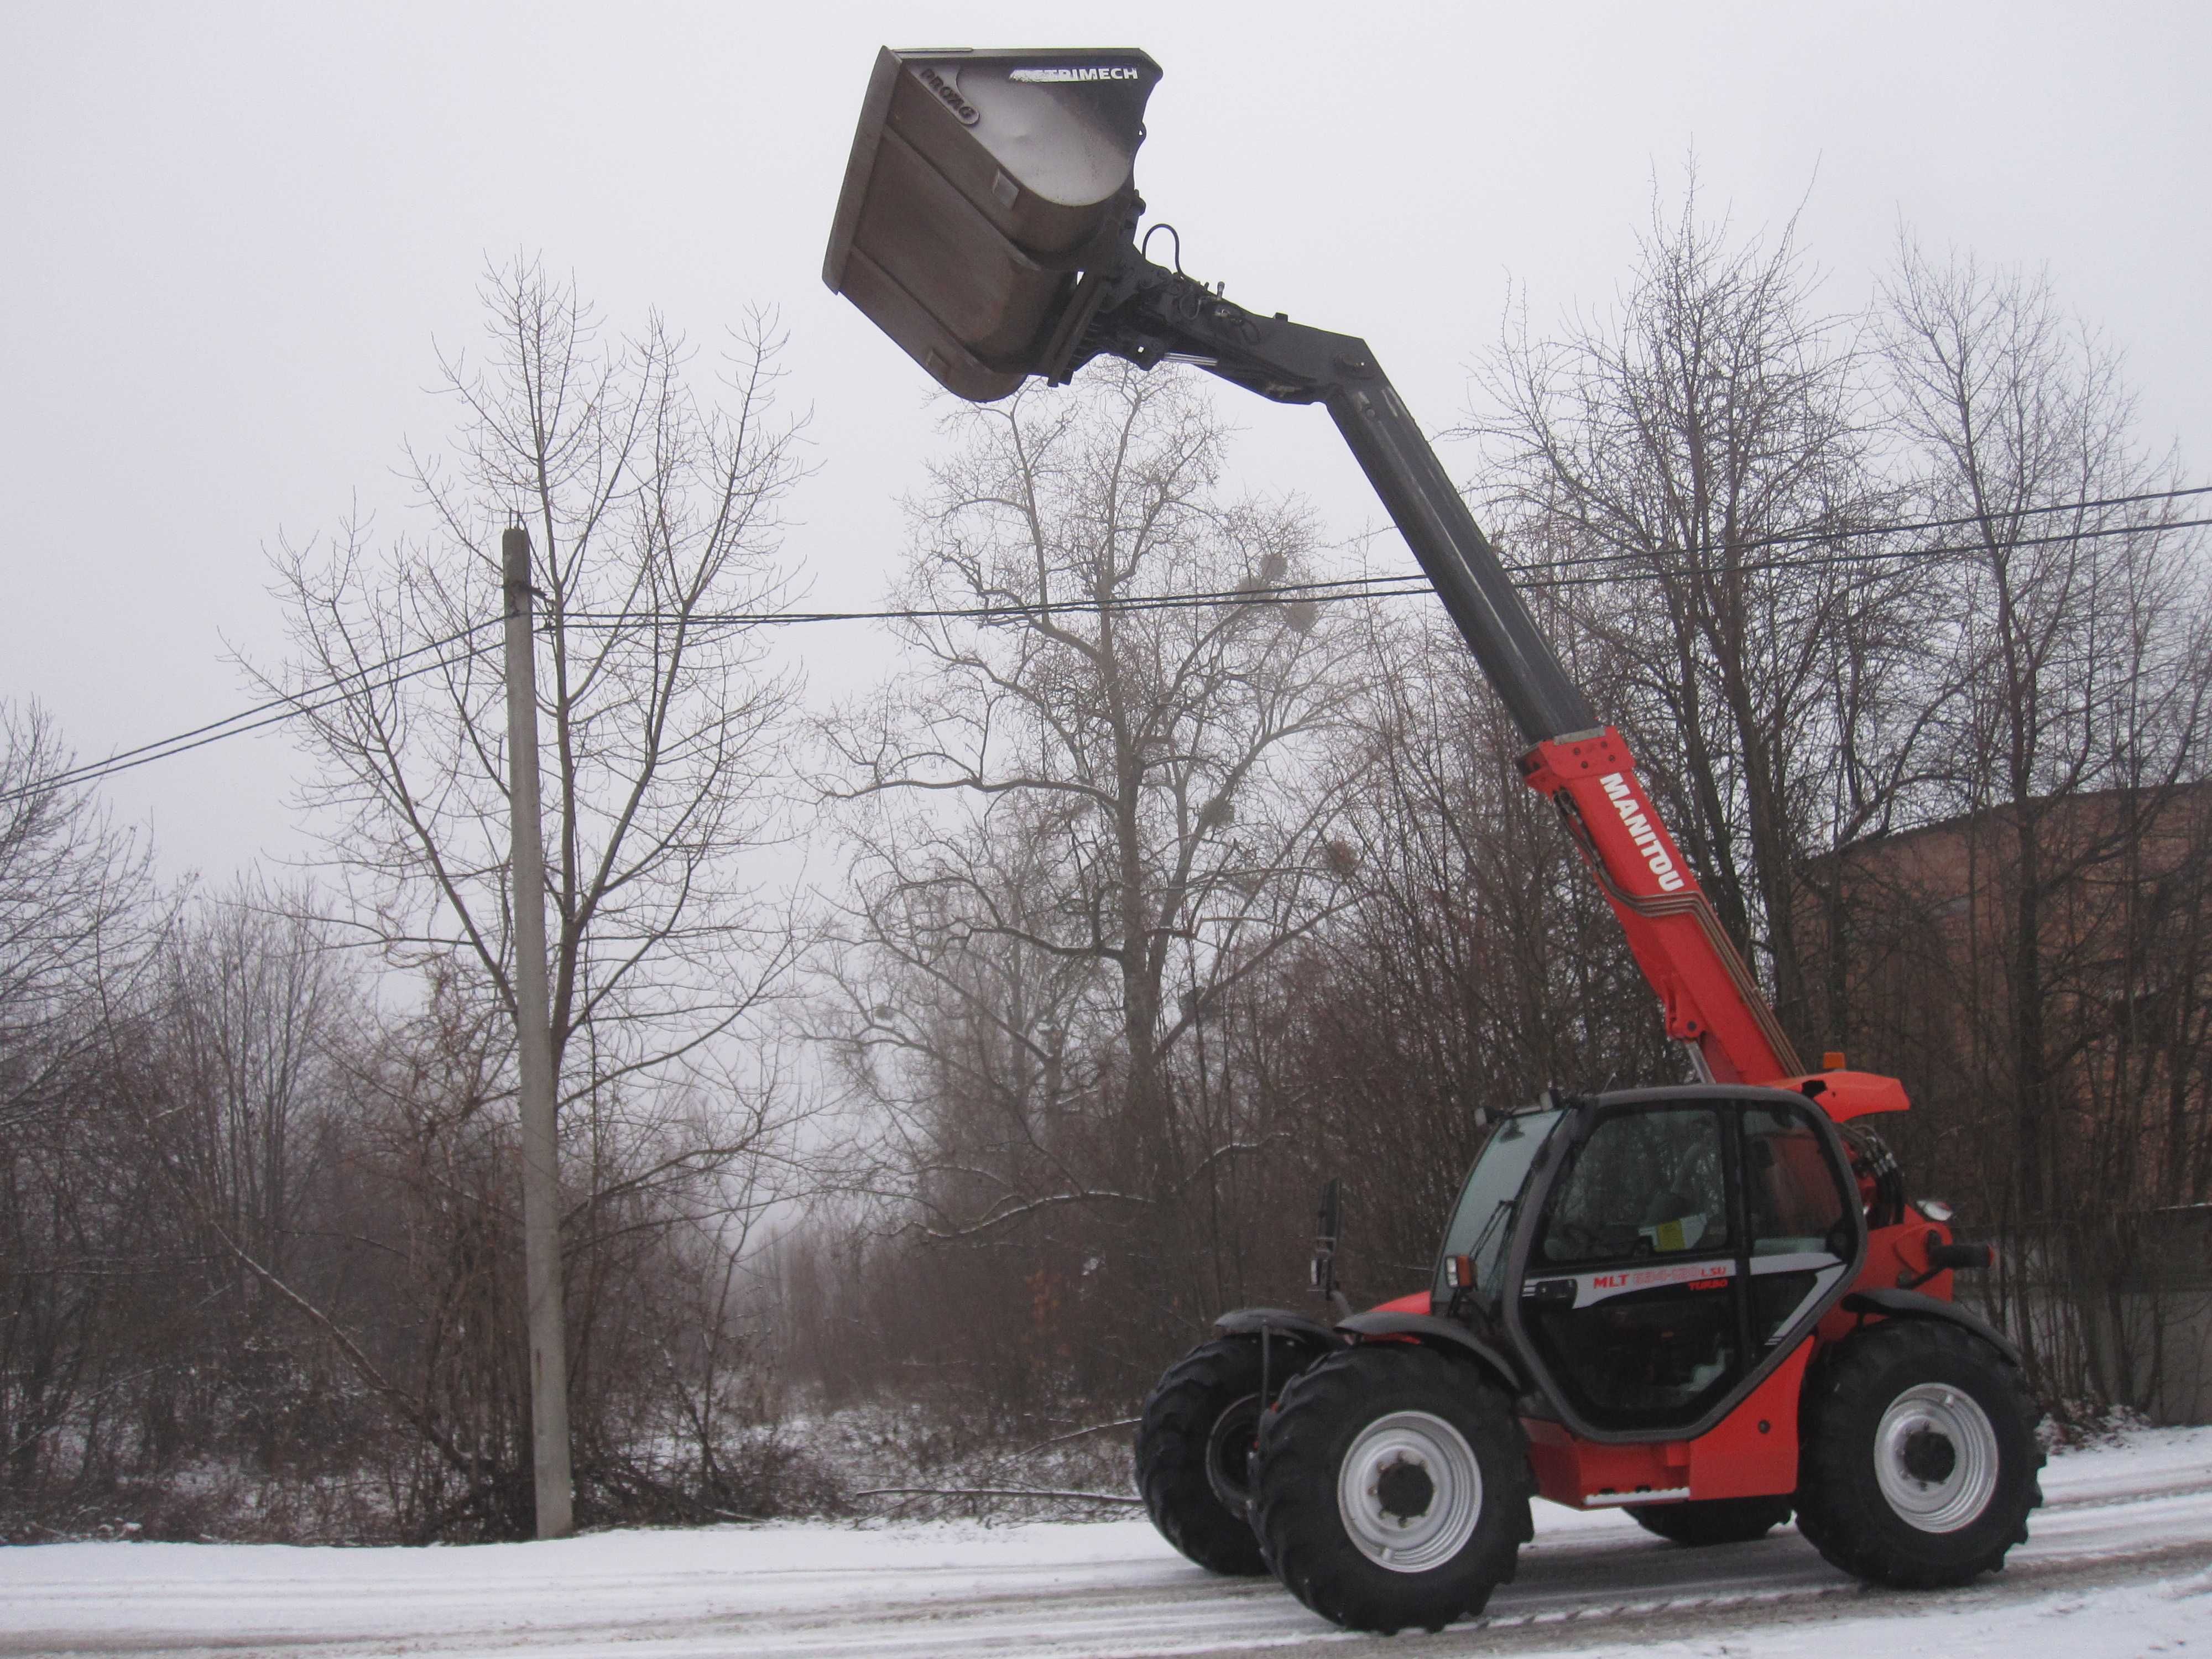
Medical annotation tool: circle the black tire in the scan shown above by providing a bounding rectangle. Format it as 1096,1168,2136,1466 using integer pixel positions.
1251,1345,1532,1633
1794,1318,2044,1588
1136,1337,1276,1575
1626,1495,1794,1546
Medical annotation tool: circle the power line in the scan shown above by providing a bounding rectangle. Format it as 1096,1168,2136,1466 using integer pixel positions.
1386,480,2212,583
560,572,1441,630
561,512,2211,630
19,621,499,801
557,482,2212,626
1520,515,2212,591
1538,488,2212,577
2,626,500,807
15,486,2208,805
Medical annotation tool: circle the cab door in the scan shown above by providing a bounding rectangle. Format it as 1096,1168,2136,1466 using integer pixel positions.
1514,1103,1747,1434
1510,1094,1860,1439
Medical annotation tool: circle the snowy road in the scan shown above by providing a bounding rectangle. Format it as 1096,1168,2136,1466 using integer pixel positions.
4,1428,2207,1659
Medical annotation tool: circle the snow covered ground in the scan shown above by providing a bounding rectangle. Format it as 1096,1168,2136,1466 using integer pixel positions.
3,1426,2206,1658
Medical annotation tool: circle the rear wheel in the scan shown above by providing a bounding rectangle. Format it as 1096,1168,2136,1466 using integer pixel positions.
1251,1345,1532,1633
1794,1318,2043,1588
1136,1337,1276,1575
1626,1495,1793,1546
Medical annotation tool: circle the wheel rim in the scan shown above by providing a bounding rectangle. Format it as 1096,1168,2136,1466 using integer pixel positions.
1204,1394,1261,1512
1873,1381,2000,1533
1335,1410,1484,1572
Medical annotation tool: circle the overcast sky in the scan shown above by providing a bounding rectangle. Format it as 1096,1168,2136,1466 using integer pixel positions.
4,1,2206,886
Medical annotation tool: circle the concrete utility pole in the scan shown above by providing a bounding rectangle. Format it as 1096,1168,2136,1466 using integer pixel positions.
503,525,573,1540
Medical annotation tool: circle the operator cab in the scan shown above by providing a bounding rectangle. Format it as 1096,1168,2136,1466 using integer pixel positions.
1437,1086,1863,1439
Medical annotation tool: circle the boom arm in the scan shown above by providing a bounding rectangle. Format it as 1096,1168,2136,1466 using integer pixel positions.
1055,252,1831,1089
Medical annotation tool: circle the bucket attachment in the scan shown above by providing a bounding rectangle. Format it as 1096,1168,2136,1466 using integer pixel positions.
822,46,1161,400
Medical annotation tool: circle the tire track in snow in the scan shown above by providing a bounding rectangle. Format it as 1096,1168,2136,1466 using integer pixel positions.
8,1462,2210,1658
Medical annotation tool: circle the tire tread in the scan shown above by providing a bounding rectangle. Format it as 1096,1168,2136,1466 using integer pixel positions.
1794,1318,2043,1588
1136,1338,1272,1577
1253,1345,1532,1632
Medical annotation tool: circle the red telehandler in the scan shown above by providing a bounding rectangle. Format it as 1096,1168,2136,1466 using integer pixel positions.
823,46,2044,1634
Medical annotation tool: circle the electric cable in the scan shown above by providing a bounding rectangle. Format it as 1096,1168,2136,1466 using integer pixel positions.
2,627,501,807
13,485,2206,806
10,620,501,804
1376,481,2212,582
1517,515,2212,591
557,482,2212,626
560,512,2212,631
1504,484,2212,575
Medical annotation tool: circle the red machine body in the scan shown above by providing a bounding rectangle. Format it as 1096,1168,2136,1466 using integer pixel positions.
1510,728,1933,1509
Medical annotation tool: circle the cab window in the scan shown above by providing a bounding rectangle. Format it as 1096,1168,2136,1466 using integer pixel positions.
1433,1108,1564,1304
1535,1107,1730,1265
1742,1103,1848,1256
1741,1102,1853,1347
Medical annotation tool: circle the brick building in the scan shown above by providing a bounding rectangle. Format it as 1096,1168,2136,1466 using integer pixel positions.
1798,780,2212,1420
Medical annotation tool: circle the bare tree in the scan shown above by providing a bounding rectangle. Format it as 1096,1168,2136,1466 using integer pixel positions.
265,260,806,1121
1474,179,1926,1047
1860,242,2212,1415
822,366,1365,1366
246,259,814,1528
152,883,345,1288
1285,604,1674,1285
0,705,168,1500
0,702,161,1134
1877,241,2211,1224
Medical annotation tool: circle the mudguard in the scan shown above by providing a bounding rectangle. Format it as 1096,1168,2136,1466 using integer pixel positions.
1212,1307,1343,1353
1841,1289,2023,1368
1335,1310,1524,1392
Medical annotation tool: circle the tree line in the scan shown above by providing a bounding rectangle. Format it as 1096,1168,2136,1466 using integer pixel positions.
801,195,2210,1433
4,198,2208,1541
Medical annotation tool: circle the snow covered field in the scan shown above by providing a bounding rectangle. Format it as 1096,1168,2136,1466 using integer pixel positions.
4,1427,2206,1658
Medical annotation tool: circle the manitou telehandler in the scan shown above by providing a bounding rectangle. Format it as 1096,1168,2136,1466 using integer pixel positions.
823,47,2044,1635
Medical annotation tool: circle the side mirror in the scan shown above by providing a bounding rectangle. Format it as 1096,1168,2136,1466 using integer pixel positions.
822,46,1161,400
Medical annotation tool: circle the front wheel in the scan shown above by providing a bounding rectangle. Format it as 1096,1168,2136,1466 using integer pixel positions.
1794,1318,2043,1588
1251,1345,1532,1633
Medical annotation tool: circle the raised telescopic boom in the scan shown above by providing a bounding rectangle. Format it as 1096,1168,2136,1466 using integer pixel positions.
823,46,1905,1114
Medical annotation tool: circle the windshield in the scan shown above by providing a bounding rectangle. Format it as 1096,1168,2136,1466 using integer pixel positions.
1433,1108,1565,1306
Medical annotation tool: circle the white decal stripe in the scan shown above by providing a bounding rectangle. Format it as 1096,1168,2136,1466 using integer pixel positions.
1746,1250,1844,1275
1569,1259,1735,1308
